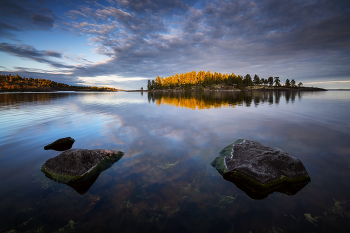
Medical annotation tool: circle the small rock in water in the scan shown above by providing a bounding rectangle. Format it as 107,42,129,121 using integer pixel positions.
41,149,124,184
44,137,75,151
211,139,310,199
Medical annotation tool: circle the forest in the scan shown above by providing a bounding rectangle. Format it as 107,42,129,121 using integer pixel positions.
147,71,303,90
0,74,121,91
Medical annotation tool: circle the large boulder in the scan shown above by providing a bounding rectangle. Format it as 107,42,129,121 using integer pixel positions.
44,137,75,151
211,139,310,199
41,149,124,184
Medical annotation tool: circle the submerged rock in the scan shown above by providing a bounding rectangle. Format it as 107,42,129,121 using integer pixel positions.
41,149,124,184
44,137,75,151
67,173,100,195
211,139,310,199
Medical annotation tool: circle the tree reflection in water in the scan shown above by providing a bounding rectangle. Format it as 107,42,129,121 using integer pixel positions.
148,90,300,109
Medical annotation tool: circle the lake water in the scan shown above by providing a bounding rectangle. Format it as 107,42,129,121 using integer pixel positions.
0,90,350,233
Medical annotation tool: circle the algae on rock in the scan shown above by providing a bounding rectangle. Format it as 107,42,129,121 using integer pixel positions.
41,149,124,194
211,139,310,199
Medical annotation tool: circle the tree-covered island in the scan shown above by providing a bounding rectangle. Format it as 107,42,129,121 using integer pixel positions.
146,71,326,91
0,74,123,92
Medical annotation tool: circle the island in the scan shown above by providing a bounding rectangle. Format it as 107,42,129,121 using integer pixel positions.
146,71,327,91
0,74,123,92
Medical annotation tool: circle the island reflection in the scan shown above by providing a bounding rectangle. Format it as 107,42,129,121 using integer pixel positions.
148,90,301,109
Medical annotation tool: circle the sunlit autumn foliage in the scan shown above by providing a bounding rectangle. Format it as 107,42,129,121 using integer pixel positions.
147,71,302,90
147,71,248,90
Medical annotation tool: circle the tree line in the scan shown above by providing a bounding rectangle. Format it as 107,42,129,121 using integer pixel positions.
147,71,303,90
0,74,121,91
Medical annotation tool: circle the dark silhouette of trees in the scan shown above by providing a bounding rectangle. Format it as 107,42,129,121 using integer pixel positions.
274,77,281,87
253,74,260,85
244,74,253,86
268,77,274,86
291,79,296,87
285,79,291,87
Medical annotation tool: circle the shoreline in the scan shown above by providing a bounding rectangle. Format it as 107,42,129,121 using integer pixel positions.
126,86,327,92
242,86,327,91
0,86,327,93
0,89,124,93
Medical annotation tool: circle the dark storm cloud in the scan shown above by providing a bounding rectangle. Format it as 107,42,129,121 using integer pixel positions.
0,0,56,37
0,43,73,69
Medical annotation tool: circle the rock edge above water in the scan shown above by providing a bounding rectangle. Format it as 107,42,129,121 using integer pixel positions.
41,149,124,183
211,139,310,194
44,137,75,151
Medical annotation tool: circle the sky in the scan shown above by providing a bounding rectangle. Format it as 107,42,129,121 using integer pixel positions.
0,0,349,90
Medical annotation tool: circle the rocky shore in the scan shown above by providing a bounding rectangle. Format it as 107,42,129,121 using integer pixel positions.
243,86,327,91
139,86,327,92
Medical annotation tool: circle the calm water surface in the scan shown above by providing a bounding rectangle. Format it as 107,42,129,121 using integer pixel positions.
0,90,350,233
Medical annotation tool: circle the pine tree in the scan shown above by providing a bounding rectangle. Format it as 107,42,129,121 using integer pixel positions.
253,74,260,85
285,79,291,87
291,79,296,87
274,77,281,87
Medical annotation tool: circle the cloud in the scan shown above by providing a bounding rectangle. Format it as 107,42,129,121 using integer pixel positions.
305,80,350,85
63,54,93,65
1,0,350,88
115,0,190,14
0,43,73,69
77,75,149,89
54,0,350,84
0,0,56,37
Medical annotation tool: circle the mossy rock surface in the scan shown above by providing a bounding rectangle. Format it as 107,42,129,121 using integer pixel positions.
44,137,75,151
41,149,124,183
211,139,310,199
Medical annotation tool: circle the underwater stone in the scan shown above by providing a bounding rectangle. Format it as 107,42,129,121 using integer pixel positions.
41,149,124,183
211,139,310,198
44,137,75,151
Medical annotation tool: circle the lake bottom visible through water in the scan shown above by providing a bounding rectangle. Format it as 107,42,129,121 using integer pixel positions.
0,90,350,233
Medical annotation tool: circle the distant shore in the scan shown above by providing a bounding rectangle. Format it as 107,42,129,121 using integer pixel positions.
0,86,328,93
126,86,327,92
0,88,124,92
242,86,327,91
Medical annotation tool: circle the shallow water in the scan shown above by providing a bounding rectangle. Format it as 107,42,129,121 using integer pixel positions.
0,90,350,233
